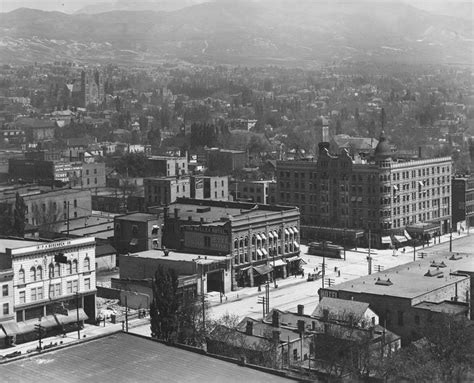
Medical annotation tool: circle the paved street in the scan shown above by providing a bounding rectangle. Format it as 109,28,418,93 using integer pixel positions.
129,232,473,338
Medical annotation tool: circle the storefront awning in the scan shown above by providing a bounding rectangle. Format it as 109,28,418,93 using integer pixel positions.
272,259,287,267
392,235,406,243
404,230,412,240
56,309,88,325
381,236,392,244
16,315,58,335
285,256,301,263
239,266,253,272
253,264,273,275
1,321,20,336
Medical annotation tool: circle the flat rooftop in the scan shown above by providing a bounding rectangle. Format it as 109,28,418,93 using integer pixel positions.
324,251,473,300
171,199,295,224
0,239,45,254
115,212,158,222
128,249,227,264
0,332,295,383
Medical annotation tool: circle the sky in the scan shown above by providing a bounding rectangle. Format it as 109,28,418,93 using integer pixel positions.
0,0,470,14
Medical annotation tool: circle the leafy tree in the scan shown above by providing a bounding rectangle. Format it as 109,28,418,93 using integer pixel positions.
150,265,207,346
381,314,474,382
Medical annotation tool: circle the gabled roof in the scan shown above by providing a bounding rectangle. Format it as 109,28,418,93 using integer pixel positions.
312,297,370,322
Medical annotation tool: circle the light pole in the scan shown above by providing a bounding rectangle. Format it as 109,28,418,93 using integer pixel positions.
321,241,327,289
367,230,372,275
343,228,346,261
272,249,278,288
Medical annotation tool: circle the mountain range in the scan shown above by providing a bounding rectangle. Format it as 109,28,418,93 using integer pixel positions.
0,0,472,66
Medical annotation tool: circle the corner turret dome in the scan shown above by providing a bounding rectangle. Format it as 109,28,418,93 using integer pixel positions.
374,132,392,159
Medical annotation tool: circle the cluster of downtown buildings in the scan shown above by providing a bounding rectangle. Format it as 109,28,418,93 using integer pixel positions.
0,132,472,379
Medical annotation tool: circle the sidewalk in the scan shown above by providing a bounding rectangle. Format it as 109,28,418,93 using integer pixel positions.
0,316,149,360
206,231,470,307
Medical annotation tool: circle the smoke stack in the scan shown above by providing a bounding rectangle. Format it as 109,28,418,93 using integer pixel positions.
272,310,279,327
418,146,422,159
297,304,304,316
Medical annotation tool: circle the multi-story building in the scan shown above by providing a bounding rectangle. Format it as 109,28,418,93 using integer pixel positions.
0,237,96,346
114,212,163,254
0,187,92,228
144,177,190,206
232,180,275,204
277,135,452,247
9,157,106,190
319,250,472,345
147,155,188,177
144,175,228,207
0,268,14,347
452,175,474,231
190,175,228,201
207,148,246,173
163,198,301,289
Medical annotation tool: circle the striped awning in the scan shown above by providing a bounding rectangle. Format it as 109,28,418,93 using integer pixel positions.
381,236,392,244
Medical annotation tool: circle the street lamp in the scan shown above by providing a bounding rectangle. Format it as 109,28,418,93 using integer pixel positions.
272,249,278,288
321,240,327,289
366,230,372,275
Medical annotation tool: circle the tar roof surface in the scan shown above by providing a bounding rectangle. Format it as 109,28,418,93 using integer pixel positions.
130,249,225,263
115,212,158,222
325,252,471,299
0,333,295,383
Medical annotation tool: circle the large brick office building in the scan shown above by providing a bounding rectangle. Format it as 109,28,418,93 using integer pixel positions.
162,198,301,289
277,135,452,248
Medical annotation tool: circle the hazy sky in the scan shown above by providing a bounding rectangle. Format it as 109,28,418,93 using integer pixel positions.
0,0,469,14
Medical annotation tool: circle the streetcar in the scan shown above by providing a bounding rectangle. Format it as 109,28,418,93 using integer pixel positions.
307,241,343,259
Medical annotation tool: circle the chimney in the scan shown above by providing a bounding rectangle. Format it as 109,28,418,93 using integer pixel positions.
297,320,305,334
245,320,253,335
272,330,280,343
272,310,280,327
418,146,422,159
297,304,304,316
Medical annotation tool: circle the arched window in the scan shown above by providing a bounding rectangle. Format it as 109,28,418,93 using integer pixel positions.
19,268,25,284
244,237,249,247
251,235,256,245
49,263,55,278
68,261,72,275
234,239,238,249
84,257,90,271
54,263,60,277
37,266,43,280
30,267,36,282
72,259,78,274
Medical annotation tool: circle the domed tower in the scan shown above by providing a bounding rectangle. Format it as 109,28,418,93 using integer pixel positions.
375,132,393,236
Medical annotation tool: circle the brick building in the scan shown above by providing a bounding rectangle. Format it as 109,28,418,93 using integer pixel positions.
319,251,472,345
114,213,162,254
207,148,246,173
451,175,474,231
163,198,301,289
147,155,188,177
0,237,96,347
277,135,452,248
231,180,276,204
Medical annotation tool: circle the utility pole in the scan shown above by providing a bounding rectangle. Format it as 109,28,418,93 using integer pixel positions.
367,230,372,275
343,228,346,261
76,292,81,340
449,228,453,252
265,279,270,314
201,265,206,331
35,319,44,351
67,201,70,236
125,295,129,332
321,241,326,289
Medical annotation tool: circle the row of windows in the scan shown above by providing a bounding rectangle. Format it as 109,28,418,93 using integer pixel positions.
18,257,90,284
18,278,91,304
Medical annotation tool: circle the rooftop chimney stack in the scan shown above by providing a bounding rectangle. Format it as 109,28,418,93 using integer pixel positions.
245,320,253,335
272,310,280,328
297,304,304,316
